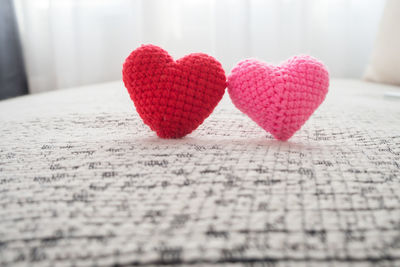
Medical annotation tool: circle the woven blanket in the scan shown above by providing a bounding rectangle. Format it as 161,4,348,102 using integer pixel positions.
0,79,399,266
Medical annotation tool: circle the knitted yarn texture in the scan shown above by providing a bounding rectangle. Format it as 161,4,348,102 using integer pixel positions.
228,56,329,141
123,44,226,138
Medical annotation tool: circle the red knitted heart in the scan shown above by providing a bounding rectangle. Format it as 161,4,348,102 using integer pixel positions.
123,45,226,138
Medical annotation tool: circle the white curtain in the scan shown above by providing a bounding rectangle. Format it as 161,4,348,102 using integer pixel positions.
13,0,386,94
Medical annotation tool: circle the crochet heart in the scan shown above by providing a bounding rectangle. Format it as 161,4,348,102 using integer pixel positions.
228,56,329,141
122,45,226,138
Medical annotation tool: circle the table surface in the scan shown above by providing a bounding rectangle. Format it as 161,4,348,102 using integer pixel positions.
0,79,400,266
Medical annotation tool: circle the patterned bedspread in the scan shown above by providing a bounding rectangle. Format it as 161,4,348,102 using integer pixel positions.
0,79,399,266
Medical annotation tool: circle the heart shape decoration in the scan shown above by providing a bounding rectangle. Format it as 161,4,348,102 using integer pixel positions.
123,45,226,138
228,56,329,141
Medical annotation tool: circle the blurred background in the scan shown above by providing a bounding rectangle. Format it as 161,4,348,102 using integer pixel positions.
0,0,396,100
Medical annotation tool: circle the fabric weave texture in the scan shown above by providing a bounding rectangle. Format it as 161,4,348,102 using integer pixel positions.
1,80,400,266
228,56,329,141
123,44,226,138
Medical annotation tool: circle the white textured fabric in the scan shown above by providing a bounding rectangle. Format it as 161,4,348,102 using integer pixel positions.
13,0,385,93
364,0,400,86
0,79,400,266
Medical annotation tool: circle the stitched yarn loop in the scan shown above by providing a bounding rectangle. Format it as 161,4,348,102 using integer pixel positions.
123,45,226,138
228,56,329,141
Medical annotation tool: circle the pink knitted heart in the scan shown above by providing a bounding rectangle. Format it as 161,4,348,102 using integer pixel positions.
228,56,329,141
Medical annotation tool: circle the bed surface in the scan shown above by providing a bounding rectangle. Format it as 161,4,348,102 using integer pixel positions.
0,79,399,266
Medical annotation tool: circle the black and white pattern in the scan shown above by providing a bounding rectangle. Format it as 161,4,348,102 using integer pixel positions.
0,80,399,266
